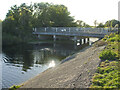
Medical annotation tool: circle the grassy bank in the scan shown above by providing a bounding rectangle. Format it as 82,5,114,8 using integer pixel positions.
90,32,120,88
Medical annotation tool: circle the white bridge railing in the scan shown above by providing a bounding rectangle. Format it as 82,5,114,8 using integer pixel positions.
33,27,118,35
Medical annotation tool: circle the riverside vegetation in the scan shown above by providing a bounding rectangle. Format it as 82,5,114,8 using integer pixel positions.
2,2,78,45
90,32,120,88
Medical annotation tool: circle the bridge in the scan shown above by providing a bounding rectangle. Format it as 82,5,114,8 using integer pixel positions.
33,27,117,38
32,27,118,42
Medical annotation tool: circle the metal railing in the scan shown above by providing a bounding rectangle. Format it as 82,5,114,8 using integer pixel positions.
33,27,118,35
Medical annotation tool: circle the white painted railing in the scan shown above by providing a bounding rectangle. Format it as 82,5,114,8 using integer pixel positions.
33,27,118,35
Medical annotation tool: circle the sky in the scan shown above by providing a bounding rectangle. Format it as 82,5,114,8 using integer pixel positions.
0,0,119,25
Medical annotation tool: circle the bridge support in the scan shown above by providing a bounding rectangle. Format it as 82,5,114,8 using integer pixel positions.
85,38,87,43
84,38,86,44
74,41,77,49
73,36,77,49
53,35,56,42
79,39,82,45
81,39,83,44
38,35,40,39
53,43,56,48
85,38,89,43
87,38,89,43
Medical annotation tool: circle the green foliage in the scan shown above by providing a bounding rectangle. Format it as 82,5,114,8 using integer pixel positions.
91,33,120,88
97,23,104,28
9,85,21,90
2,32,23,45
3,2,78,45
99,50,117,60
104,19,120,28
32,3,77,27
76,20,90,27
3,3,34,45
107,34,119,42
96,19,120,28
91,61,120,88
101,33,119,59
48,4,76,27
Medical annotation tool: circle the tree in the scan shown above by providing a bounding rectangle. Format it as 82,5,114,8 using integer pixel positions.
32,3,77,27
104,19,120,28
76,20,90,27
2,2,78,45
3,3,34,45
48,4,76,27
97,23,104,28
33,3,51,27
76,20,83,27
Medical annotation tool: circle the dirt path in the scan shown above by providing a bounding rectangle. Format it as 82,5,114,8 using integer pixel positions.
20,45,105,88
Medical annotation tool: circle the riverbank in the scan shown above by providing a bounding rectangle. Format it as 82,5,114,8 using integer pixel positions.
20,40,106,88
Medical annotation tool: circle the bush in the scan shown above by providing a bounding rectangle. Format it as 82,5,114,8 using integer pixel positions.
92,79,104,86
108,37,116,42
91,33,120,88
9,85,21,90
99,50,117,60
107,35,119,42
90,61,119,88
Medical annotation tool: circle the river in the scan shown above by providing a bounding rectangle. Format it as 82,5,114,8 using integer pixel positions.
1,38,98,88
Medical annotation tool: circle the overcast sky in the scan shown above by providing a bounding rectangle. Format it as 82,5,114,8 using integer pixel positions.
0,0,119,25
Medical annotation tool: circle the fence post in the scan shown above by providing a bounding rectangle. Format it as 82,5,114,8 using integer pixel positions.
69,28,70,32
83,28,85,32
45,28,46,32
56,28,57,32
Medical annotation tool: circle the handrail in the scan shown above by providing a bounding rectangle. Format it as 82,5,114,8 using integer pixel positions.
33,27,118,35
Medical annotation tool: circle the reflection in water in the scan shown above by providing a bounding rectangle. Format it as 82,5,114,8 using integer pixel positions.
48,60,55,68
77,43,80,46
2,37,98,88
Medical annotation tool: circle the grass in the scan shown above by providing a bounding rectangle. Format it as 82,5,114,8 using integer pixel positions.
90,32,120,88
99,50,117,60
90,60,120,88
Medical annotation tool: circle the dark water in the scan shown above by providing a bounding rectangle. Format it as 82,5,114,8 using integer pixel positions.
1,38,98,88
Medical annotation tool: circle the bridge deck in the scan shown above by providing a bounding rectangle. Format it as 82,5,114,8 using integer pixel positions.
33,27,118,38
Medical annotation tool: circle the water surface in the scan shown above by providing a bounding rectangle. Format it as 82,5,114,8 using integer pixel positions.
2,38,98,88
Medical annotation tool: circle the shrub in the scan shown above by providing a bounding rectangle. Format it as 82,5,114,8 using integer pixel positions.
9,85,21,90
108,37,116,42
107,36,119,42
92,79,104,86
99,50,117,60
91,33,120,88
